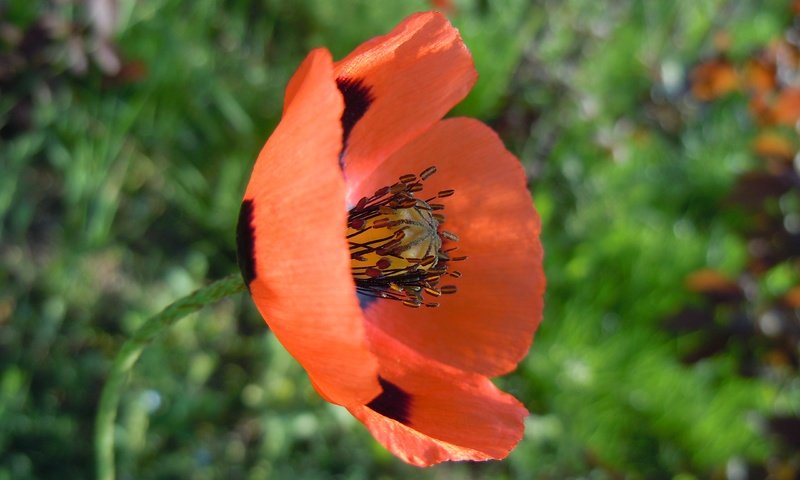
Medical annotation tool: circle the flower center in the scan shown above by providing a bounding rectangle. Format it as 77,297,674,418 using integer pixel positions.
347,166,464,308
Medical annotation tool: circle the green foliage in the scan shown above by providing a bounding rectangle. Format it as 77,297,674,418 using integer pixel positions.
1,0,796,479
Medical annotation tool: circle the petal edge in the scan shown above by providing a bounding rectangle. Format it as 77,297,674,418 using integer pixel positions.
334,12,478,200
242,48,381,406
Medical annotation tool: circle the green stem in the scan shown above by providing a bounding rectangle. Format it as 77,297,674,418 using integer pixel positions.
94,274,246,480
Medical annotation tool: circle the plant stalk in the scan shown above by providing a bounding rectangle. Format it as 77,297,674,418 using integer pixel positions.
95,274,246,480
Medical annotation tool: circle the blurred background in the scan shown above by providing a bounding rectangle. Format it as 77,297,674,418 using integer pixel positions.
2,0,800,478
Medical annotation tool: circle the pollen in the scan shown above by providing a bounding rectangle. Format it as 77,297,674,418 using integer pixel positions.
347,166,463,307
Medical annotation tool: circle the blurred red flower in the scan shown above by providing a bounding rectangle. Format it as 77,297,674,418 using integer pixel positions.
236,12,544,466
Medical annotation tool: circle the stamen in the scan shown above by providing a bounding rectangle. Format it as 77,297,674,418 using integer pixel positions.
424,287,442,297
376,258,391,270
390,182,407,194
441,231,459,242
437,189,455,198
420,166,437,180
346,166,462,307
348,218,365,230
399,173,417,184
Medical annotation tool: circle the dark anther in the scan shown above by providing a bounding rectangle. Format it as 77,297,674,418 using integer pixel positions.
399,173,417,184
420,166,437,180
347,166,463,307
376,258,391,269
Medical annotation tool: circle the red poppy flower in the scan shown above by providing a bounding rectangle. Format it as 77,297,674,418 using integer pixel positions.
236,12,544,466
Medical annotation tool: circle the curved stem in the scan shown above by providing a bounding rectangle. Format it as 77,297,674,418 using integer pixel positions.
95,274,246,480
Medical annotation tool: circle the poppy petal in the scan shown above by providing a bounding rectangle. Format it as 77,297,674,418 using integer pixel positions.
239,48,380,406
333,11,477,198
354,118,544,377
348,325,527,467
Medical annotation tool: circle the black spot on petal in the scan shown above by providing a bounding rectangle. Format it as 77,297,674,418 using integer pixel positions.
236,199,256,286
367,376,412,426
336,77,374,150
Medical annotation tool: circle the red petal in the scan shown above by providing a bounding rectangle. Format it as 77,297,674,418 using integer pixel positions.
355,118,544,376
333,11,477,200
348,325,527,467
240,48,380,406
